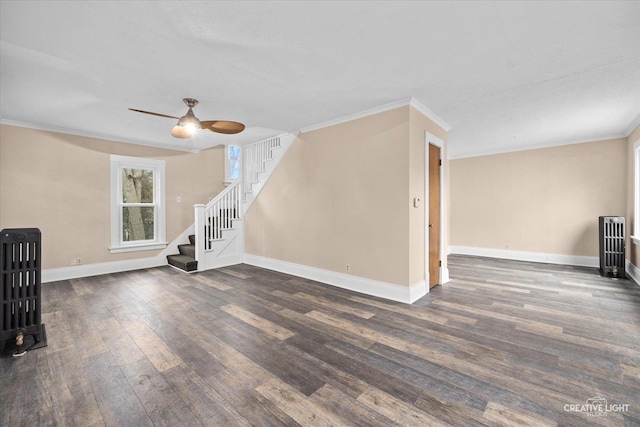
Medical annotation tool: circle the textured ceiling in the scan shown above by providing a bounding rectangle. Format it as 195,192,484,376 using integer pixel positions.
1,1,638,158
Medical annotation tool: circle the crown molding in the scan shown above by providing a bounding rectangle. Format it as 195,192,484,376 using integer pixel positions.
625,114,640,137
449,133,629,160
0,119,201,153
298,97,450,134
408,98,451,131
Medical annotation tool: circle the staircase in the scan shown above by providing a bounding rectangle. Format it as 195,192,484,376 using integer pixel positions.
166,135,293,273
167,234,197,272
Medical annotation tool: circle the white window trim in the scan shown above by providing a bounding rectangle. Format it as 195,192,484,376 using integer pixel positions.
632,138,640,246
109,155,167,253
224,144,240,186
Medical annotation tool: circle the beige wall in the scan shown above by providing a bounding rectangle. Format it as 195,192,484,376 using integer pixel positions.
627,124,640,268
450,138,628,257
0,125,225,269
244,106,448,289
409,107,449,285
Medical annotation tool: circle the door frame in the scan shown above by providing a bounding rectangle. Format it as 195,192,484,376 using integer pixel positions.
424,131,448,290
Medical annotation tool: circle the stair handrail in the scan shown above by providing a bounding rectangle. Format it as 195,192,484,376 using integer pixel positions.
205,179,241,210
242,136,281,197
194,180,242,270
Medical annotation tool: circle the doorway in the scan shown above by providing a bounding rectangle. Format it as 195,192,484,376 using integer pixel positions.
428,143,441,288
424,131,446,290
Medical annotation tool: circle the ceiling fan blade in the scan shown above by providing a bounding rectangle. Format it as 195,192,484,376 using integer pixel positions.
128,108,180,120
201,120,245,135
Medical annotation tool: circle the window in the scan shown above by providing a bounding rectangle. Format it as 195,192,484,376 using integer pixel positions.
633,139,640,245
110,155,166,253
225,145,240,184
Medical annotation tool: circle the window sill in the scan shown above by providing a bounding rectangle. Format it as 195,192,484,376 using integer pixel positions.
632,236,640,246
109,242,167,254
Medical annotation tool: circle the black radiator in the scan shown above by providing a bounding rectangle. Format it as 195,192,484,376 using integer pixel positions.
1,228,47,355
598,216,625,278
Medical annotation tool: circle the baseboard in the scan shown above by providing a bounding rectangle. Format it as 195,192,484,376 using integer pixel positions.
625,260,640,287
440,266,450,284
42,256,166,283
409,280,428,303
244,254,426,304
448,246,599,268
204,254,244,270
42,222,197,282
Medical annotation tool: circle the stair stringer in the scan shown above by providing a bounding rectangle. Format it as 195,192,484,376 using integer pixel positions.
241,133,296,214
184,133,296,273
158,223,195,261
203,220,244,269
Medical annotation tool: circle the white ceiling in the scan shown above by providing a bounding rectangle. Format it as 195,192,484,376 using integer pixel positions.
1,1,638,158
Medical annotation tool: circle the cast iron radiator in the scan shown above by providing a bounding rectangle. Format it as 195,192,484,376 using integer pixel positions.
1,228,47,354
598,216,625,278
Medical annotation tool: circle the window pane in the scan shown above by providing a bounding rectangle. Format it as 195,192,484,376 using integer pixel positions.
229,145,239,160
122,206,155,241
230,160,239,180
122,168,154,203
228,145,240,180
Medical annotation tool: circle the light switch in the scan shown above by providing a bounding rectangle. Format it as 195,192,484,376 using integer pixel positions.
413,197,421,208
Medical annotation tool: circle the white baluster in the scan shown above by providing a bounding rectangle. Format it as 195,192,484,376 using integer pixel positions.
194,204,205,271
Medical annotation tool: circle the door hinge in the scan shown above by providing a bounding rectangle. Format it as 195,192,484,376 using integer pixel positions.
439,159,442,166
439,260,442,267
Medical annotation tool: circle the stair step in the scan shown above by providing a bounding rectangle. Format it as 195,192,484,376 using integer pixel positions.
188,234,195,245
167,254,197,272
178,244,195,258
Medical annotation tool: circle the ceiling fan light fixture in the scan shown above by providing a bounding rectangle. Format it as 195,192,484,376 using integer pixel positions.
130,97,245,138
170,124,192,139
172,107,202,138
176,100,202,137
178,115,201,136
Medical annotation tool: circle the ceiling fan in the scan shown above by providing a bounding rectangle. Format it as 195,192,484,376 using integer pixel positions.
129,98,245,138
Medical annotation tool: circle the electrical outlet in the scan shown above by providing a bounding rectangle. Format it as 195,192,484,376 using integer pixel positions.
505,244,510,250
176,196,181,203
71,259,76,266
76,257,82,265
345,264,351,272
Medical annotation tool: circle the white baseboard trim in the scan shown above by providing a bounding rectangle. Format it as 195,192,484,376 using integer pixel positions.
244,254,426,304
625,260,640,287
42,256,166,283
204,254,244,270
448,246,599,268
409,280,428,303
440,267,450,284
43,222,200,282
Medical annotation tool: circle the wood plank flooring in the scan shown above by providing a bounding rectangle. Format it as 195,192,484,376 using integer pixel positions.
1,255,639,426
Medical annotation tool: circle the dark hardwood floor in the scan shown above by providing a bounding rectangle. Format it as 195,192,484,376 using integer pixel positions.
1,255,639,426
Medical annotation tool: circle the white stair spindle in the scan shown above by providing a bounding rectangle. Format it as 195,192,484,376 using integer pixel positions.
194,204,205,271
